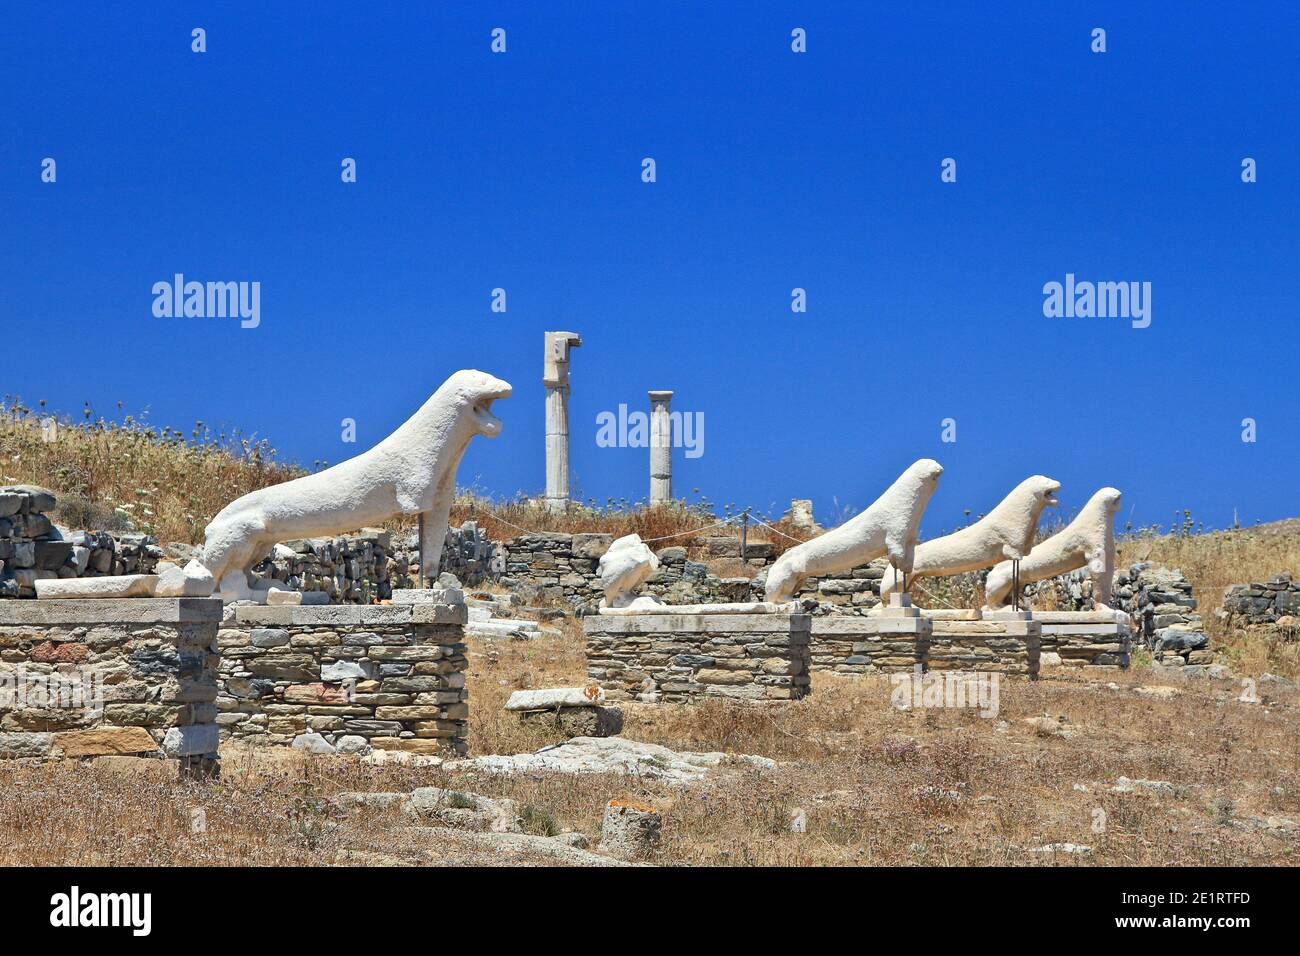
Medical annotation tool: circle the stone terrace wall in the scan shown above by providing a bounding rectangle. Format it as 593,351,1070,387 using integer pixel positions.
0,486,162,598
1034,611,1131,669
247,522,501,603
810,615,1041,676
1222,573,1300,627
0,598,221,772
217,601,469,757
1035,562,1206,664
586,610,811,702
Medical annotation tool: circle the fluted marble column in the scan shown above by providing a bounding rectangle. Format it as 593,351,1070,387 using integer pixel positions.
649,390,673,506
543,331,581,513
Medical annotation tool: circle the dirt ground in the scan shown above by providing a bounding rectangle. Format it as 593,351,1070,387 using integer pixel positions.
1,625,1296,867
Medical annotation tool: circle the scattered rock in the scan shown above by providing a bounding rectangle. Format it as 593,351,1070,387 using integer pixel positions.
1230,815,1299,837
154,558,216,597
450,736,777,781
1029,842,1092,855
1134,685,1182,699
1112,776,1177,796
403,787,521,833
409,826,638,866
291,731,336,755
1024,715,1075,739
600,799,662,859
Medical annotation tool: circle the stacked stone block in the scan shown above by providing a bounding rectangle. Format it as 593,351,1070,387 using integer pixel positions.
585,610,811,702
1222,573,1300,627
0,486,162,598
1034,611,1131,668
810,613,1040,676
217,601,469,756
0,597,221,771
250,529,395,603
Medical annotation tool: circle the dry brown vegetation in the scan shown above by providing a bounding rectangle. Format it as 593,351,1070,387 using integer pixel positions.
0,399,301,544
2,625,1296,867
1,400,804,553
1118,523,1300,680
2,401,1298,866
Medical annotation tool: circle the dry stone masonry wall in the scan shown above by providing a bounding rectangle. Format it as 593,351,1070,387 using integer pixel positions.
1222,573,1300,628
1045,563,1206,664
0,487,162,598
217,601,469,756
810,614,1042,676
500,531,882,611
246,522,502,603
586,610,811,702
0,597,221,772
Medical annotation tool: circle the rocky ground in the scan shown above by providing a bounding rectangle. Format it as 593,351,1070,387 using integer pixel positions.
1,620,1296,867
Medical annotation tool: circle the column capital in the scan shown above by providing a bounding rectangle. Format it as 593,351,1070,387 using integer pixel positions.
543,331,582,386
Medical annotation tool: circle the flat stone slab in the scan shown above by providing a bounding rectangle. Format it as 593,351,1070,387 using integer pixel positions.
265,588,331,606
467,618,541,637
923,608,983,620
1033,610,1129,624
234,602,466,627
598,601,781,616
585,612,809,634
35,575,158,600
450,736,776,782
506,687,605,711
865,607,982,620
0,597,223,624
391,588,465,605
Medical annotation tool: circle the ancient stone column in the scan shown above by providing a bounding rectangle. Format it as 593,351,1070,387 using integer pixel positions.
543,332,582,514
649,390,673,506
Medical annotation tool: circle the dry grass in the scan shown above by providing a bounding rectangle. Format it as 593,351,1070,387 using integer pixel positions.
1,398,807,555
447,494,806,556
1118,522,1300,680
3,627,1297,867
1,399,302,544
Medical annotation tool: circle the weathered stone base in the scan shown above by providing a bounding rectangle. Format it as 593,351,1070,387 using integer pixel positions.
929,617,1040,676
218,601,469,757
585,610,811,702
518,705,624,737
1034,610,1132,668
811,611,1040,676
0,598,222,770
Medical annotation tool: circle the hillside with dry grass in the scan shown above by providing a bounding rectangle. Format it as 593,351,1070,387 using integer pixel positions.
0,398,804,551
1,400,1297,867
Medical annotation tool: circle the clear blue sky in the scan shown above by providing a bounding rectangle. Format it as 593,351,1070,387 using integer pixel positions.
3,2,1296,536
